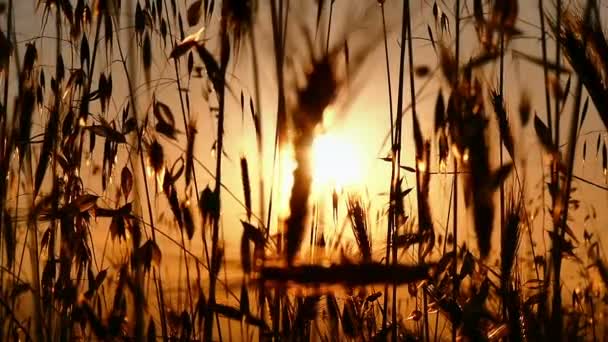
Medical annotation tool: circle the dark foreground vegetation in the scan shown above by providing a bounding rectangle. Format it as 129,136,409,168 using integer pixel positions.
1,0,608,340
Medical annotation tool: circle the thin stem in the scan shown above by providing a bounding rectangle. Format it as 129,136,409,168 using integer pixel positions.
452,0,460,341
391,0,409,339
326,0,334,54
111,9,167,340
3,1,15,338
203,20,230,342
249,17,265,233
268,0,288,337
538,0,552,330
403,2,429,340
48,4,62,338
539,0,552,140
380,0,395,331
554,0,562,146
162,0,198,316
550,0,564,337
247,8,268,332
498,6,507,321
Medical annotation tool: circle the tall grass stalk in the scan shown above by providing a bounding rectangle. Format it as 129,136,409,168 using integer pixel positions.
268,0,286,338
550,0,564,337
550,2,596,339
111,6,165,339
161,0,198,316
452,1,460,341
538,0,552,332
403,1,431,340
498,3,507,322
203,16,230,342
391,0,409,339
380,0,395,331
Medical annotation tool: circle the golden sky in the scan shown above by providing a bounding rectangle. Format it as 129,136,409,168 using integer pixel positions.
6,0,608,291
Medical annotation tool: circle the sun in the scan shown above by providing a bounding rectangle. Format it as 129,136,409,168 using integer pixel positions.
276,132,363,218
311,133,363,193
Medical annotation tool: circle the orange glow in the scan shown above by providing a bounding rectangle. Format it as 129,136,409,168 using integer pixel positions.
311,133,363,193
278,132,363,218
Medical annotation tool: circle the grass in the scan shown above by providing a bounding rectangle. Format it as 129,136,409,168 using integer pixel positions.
1,0,608,341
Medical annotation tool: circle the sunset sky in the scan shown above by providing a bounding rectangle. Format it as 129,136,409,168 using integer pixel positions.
7,0,608,290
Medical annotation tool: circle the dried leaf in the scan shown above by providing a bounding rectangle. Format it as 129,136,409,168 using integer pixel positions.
342,298,359,337
366,292,382,302
240,221,265,247
315,0,325,33
249,98,261,143
583,140,587,163
139,239,162,271
474,0,484,24
199,186,219,230
121,167,133,199
394,233,420,249
441,13,450,35
170,39,198,59
491,91,514,159
182,204,195,240
579,97,589,135
434,90,445,133
187,0,202,27
35,105,59,196
81,35,90,69
533,114,554,153
147,319,156,342
240,157,252,221
185,121,197,186
240,231,251,274
603,143,607,174
87,124,126,143
463,51,501,71
148,139,164,173
108,215,127,240
23,43,37,74
94,269,108,289
72,194,99,213
407,309,422,321
519,91,531,125
0,29,12,70
153,100,178,139
160,18,167,46
135,2,145,36
415,65,431,77
491,163,513,190
18,88,35,163
95,203,133,217
240,282,250,314
210,303,243,321
57,54,65,82
81,302,108,338
400,165,416,173
196,44,224,96
562,75,572,104
428,25,436,51
143,32,152,83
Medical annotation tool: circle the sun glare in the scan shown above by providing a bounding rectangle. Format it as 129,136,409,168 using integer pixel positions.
277,132,364,218
311,133,362,193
